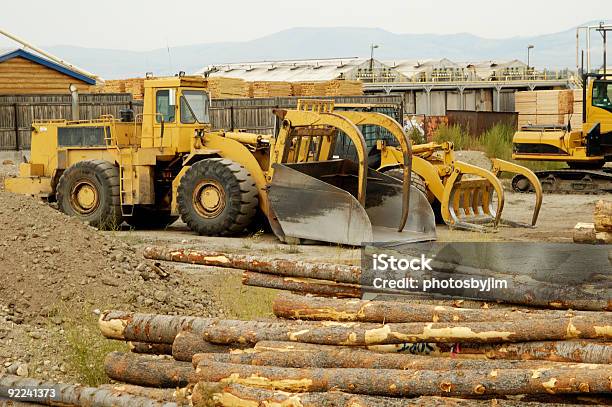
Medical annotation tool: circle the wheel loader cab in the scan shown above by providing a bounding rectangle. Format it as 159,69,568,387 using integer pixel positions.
140,77,212,152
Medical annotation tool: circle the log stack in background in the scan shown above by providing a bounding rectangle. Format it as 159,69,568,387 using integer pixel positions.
248,81,292,98
91,78,145,99
203,77,249,99
291,80,363,97
515,89,576,127
90,246,612,406
573,199,612,244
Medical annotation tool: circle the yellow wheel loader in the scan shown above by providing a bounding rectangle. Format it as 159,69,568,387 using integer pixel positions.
330,103,542,231
4,77,436,246
377,140,543,232
512,73,612,193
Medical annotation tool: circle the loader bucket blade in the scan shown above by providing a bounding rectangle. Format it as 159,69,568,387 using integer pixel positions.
268,160,436,246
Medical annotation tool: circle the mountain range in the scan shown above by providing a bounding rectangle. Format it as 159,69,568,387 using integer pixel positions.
3,22,609,79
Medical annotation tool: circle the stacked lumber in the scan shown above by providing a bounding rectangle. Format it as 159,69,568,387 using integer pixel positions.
96,299,612,406
107,246,612,405
248,81,292,98
143,246,610,310
515,89,575,127
91,78,145,99
203,77,249,99
291,80,363,97
573,199,612,244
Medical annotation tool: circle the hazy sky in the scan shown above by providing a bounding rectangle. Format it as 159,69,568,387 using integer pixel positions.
1,0,610,50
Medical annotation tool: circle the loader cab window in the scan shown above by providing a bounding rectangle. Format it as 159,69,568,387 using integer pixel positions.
156,89,176,123
592,81,612,112
180,90,210,124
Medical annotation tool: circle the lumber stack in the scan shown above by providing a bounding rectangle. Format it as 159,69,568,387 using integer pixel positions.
90,247,612,406
203,77,249,99
248,81,292,98
143,246,610,311
91,78,145,99
96,300,612,406
291,80,363,97
573,199,612,244
516,89,575,127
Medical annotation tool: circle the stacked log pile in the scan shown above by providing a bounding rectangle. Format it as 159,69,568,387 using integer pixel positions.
91,78,145,99
515,90,575,127
573,200,612,244
203,77,249,99
89,246,612,406
248,81,292,98
291,80,363,97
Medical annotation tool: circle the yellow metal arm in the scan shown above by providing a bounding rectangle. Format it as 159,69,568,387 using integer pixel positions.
491,158,543,226
335,111,412,232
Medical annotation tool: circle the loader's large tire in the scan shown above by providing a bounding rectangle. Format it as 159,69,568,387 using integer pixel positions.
177,158,258,236
57,160,123,229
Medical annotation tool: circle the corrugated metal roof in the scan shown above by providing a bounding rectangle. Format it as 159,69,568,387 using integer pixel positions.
199,58,382,82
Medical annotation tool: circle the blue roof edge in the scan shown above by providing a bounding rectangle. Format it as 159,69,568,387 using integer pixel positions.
0,49,97,85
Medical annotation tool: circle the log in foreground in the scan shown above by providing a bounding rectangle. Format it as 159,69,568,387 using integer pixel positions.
104,352,194,388
195,360,612,397
0,374,178,407
98,310,212,344
172,330,246,362
594,199,612,232
193,347,597,371
242,271,361,298
130,342,174,355
272,292,597,323
143,246,361,283
448,340,612,364
190,382,595,407
202,316,612,345
98,384,179,402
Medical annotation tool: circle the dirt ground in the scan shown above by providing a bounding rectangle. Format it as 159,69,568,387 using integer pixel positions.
0,158,607,387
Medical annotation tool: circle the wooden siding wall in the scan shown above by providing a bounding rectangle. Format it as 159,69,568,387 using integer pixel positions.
0,57,92,94
0,94,138,150
0,94,400,150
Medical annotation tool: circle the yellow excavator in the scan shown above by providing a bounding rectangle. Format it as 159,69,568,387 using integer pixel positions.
4,76,436,246
511,73,612,193
332,104,542,232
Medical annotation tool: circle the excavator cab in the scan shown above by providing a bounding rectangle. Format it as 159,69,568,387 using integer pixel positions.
266,100,436,246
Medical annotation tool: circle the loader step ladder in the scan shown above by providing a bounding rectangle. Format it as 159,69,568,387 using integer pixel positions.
118,148,135,216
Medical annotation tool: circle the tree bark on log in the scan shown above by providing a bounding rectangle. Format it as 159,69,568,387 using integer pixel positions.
130,341,174,355
202,316,612,345
98,384,178,402
98,310,212,344
143,246,361,283
594,200,612,232
194,360,612,397
172,330,246,362
272,292,596,323
193,347,595,371
447,340,612,364
103,352,194,388
573,222,612,244
242,271,361,298
190,382,593,407
0,374,178,407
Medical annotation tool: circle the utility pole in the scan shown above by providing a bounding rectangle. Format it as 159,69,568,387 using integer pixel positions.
527,45,534,72
596,22,609,76
369,44,379,81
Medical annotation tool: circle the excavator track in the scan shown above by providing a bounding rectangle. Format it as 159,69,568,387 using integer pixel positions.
512,168,612,194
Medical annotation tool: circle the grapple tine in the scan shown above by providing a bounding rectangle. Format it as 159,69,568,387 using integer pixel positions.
491,158,543,227
455,162,504,227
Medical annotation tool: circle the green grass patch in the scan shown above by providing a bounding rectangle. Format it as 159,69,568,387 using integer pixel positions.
211,273,276,320
62,311,128,386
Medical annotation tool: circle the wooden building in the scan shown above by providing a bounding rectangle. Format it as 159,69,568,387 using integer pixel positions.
0,49,96,94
